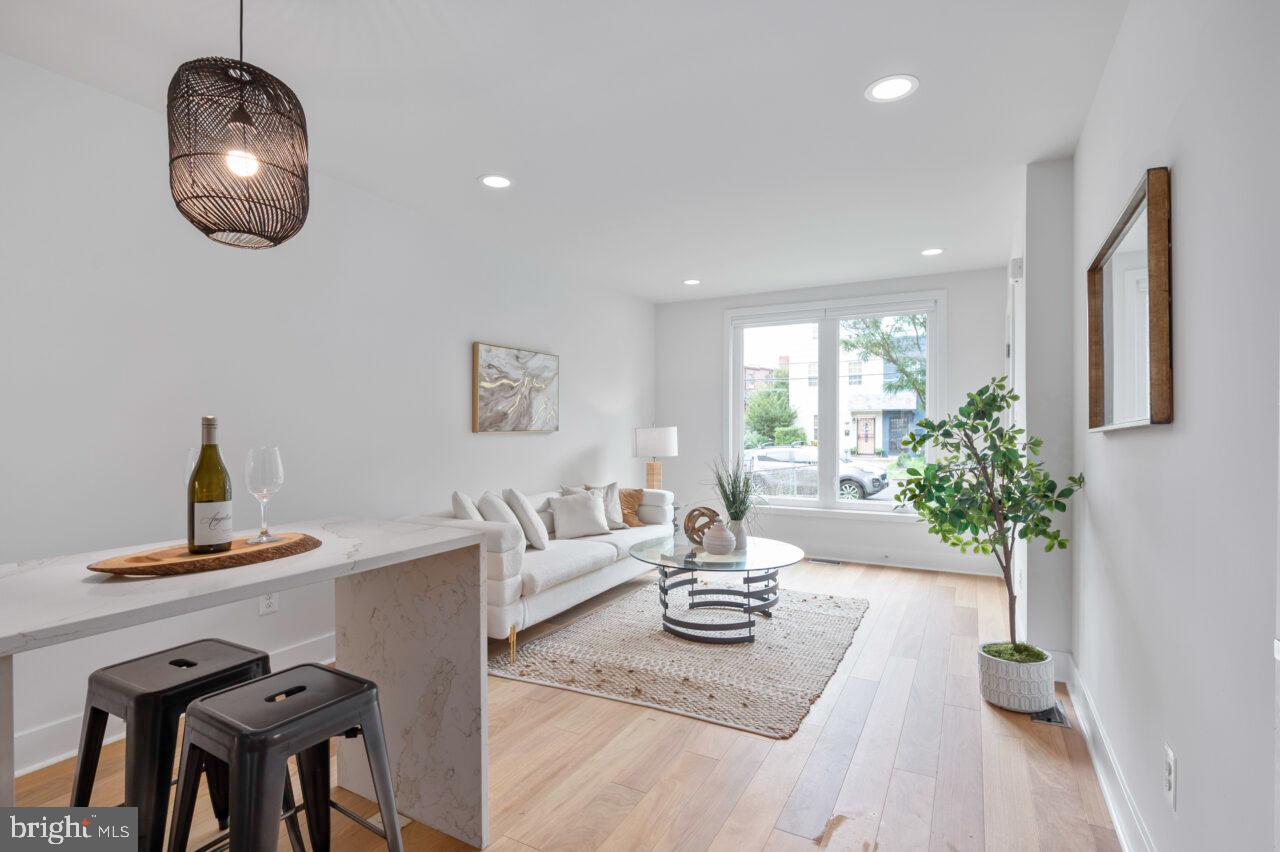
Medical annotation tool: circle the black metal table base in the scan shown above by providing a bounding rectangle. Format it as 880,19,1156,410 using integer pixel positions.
658,564,779,644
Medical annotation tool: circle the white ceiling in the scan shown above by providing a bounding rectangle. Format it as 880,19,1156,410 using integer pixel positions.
0,1,1126,302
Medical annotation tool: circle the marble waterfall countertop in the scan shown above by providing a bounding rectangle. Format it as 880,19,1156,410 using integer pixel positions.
0,517,483,657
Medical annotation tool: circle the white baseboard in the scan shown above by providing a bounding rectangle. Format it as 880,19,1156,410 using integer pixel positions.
806,552,1001,578
1066,669,1156,852
15,632,336,777
1045,648,1075,687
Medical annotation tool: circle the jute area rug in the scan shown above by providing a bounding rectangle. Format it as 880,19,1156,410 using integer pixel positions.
488,582,869,738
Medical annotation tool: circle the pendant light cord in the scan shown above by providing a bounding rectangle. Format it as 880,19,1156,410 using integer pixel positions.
238,0,244,62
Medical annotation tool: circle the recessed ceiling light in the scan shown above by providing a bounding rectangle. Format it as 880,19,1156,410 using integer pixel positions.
683,279,701,286
479,174,512,189
865,75,919,103
921,248,944,256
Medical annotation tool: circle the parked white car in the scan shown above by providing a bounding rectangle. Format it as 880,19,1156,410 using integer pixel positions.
744,446,888,499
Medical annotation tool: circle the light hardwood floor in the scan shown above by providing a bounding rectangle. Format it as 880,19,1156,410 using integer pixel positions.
17,562,1118,851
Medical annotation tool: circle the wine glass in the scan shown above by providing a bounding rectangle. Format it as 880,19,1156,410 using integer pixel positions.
245,447,285,544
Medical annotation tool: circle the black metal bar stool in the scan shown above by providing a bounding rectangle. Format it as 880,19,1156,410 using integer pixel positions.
168,663,405,852
69,638,303,852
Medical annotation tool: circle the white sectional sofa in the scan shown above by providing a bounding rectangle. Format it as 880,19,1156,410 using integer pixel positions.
405,489,674,642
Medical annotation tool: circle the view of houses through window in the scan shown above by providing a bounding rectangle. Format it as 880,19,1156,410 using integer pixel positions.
740,312,928,504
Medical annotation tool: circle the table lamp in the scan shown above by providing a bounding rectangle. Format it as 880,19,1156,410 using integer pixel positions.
635,426,678,489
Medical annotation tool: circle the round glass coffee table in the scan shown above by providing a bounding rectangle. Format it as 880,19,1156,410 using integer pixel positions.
629,535,804,644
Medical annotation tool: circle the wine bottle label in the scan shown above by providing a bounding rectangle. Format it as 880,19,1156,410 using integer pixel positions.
193,501,233,546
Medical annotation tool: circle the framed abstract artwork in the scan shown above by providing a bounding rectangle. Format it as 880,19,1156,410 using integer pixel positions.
472,342,560,433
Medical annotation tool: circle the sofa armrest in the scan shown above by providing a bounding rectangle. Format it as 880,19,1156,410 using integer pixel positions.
638,489,675,526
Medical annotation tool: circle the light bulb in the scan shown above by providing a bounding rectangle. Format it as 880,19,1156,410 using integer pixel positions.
225,149,259,177
864,75,920,103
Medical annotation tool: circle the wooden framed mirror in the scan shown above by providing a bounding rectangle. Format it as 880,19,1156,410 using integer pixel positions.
1087,166,1171,431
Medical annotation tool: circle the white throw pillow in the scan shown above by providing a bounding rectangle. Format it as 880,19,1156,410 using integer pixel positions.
588,482,627,530
476,491,526,549
451,491,483,522
549,491,611,539
563,483,626,530
503,488,550,550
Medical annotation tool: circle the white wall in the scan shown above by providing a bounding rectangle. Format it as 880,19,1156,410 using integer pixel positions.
655,268,1007,574
1071,1,1279,848
1022,159,1076,654
0,54,655,771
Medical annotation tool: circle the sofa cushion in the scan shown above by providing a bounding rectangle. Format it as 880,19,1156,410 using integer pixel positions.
521,540,617,596
549,490,611,539
451,491,483,522
579,524,671,559
477,491,526,549
618,488,645,527
504,488,550,550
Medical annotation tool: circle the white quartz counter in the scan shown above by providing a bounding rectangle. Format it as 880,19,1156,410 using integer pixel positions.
0,517,481,656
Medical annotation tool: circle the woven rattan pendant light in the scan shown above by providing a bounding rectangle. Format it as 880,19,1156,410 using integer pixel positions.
167,0,308,248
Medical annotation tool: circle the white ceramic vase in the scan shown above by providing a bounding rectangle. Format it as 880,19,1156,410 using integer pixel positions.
727,519,746,547
702,521,736,555
977,645,1056,713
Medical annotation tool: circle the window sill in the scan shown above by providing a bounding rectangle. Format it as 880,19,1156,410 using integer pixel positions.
754,503,922,524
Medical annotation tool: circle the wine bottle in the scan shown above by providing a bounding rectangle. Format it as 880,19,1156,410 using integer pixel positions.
188,415,233,553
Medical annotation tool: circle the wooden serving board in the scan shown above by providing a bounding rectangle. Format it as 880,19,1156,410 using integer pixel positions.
88,532,322,577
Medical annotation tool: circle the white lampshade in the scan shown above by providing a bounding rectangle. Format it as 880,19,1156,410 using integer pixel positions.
635,426,678,458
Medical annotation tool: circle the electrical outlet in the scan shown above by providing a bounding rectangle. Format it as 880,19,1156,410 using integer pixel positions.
259,593,279,616
1163,743,1177,809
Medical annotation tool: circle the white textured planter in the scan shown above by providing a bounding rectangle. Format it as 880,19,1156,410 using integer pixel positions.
977,645,1055,713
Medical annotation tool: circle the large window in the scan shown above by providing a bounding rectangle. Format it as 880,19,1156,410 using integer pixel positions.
729,292,944,512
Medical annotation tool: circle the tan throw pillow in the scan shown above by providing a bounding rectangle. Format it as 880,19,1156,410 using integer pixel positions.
618,488,645,527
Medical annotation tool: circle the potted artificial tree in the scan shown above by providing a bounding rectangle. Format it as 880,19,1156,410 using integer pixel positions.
897,377,1082,713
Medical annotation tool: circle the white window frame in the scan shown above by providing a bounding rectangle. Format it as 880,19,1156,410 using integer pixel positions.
724,290,947,515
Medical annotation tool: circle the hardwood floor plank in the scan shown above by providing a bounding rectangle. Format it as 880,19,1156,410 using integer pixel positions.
951,605,979,637
929,704,984,852
492,702,643,836
1009,713,1099,851
612,713,698,793
981,733,1039,851
597,750,720,852
894,584,955,777
486,837,541,852
944,674,983,711
773,676,879,840
686,721,747,760
948,634,978,676
875,769,936,851
706,722,822,852
888,571,936,659
824,656,918,847
762,828,821,851
542,783,647,852
850,570,921,681
1057,684,1114,830
652,735,773,852
505,709,681,848
1091,823,1123,852
951,575,979,608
